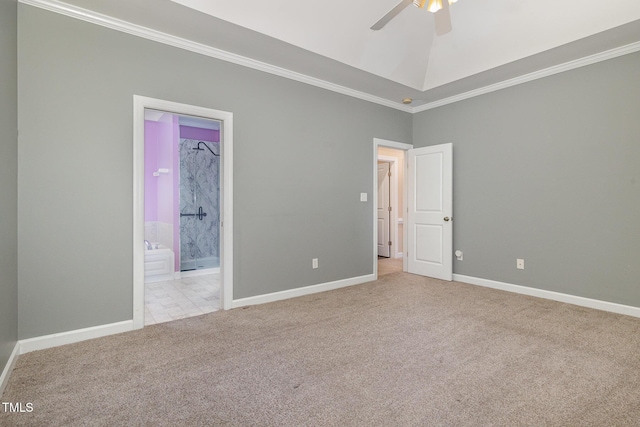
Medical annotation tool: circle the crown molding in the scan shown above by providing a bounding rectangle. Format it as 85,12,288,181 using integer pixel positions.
411,41,640,113
19,0,413,113
18,0,640,115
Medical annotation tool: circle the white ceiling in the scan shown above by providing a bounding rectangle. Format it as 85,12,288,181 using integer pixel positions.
39,0,640,110
169,0,640,91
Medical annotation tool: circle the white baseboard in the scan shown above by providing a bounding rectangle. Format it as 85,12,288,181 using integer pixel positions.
453,274,640,318
232,274,375,308
0,342,20,397
178,267,220,279
19,320,134,354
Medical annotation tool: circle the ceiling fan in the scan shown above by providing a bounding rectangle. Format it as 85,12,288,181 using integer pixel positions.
371,0,459,35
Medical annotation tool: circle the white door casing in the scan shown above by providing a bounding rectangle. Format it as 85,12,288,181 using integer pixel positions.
407,143,452,281
373,138,413,275
377,162,391,257
133,95,234,329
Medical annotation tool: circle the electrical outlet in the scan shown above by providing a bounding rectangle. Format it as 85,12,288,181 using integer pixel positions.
517,259,524,270
360,193,368,202
312,258,318,269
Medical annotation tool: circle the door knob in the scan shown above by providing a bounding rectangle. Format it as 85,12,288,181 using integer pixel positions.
444,217,450,222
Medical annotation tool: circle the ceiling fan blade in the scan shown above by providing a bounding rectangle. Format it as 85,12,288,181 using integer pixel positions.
434,0,452,36
371,0,414,31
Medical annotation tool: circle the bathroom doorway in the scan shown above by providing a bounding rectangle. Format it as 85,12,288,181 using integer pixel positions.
142,111,221,324
133,96,234,329
142,110,222,276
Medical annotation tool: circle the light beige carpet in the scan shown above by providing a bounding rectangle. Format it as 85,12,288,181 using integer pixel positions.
3,272,640,426
378,256,403,277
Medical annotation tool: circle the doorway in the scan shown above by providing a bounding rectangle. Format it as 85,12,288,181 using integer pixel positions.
373,138,413,279
377,161,391,258
133,96,234,329
406,144,453,281
373,139,453,282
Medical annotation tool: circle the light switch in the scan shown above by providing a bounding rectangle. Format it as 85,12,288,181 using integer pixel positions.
360,193,367,202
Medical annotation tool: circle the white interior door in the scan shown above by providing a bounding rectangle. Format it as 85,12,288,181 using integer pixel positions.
407,143,452,280
377,162,391,257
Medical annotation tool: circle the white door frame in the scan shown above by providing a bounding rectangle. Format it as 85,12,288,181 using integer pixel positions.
373,138,413,280
133,95,234,329
377,157,396,259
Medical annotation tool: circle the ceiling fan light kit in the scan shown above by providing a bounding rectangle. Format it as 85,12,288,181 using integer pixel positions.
414,0,457,13
372,0,461,32
427,0,443,13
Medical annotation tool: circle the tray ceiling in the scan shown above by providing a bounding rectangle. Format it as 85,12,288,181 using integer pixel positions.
32,0,640,109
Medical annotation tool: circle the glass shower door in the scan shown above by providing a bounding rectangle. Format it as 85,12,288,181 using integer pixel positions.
179,139,220,271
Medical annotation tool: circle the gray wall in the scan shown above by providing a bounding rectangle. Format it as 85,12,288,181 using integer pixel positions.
17,5,411,338
0,0,18,376
413,52,640,307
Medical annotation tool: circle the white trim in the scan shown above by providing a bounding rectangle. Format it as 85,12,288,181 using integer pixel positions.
220,114,234,311
19,2,640,114
133,96,145,330
19,0,412,113
133,95,234,330
18,1,640,115
397,216,404,257
178,267,220,279
413,41,640,113
232,274,375,308
373,138,413,278
453,274,640,319
19,320,134,354
378,155,399,260
374,138,414,151
0,343,20,396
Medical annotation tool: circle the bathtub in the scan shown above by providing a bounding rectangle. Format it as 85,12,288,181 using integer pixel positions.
144,243,175,283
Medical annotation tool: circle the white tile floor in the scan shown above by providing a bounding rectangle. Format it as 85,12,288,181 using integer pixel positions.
144,274,220,325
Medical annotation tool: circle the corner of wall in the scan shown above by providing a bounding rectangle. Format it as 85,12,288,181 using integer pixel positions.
0,343,20,397
0,0,19,390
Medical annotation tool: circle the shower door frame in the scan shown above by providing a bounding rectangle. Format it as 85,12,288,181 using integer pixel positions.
179,138,221,272
132,95,234,329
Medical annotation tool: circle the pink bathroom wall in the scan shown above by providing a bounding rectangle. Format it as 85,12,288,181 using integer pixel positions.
148,117,218,272
179,125,219,142
145,115,176,268
144,121,160,222
156,115,174,227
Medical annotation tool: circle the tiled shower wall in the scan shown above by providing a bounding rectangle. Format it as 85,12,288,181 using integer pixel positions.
179,138,220,270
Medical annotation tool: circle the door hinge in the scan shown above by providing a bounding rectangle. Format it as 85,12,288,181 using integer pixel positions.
388,206,392,212
388,241,392,246
388,171,391,177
